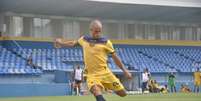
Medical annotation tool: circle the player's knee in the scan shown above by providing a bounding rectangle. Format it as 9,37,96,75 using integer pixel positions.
91,85,102,96
119,92,127,97
116,90,127,97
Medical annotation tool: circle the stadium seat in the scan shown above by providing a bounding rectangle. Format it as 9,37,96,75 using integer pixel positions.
0,45,200,74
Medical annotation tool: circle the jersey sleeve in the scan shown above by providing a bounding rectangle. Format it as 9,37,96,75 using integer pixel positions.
77,36,84,46
105,40,115,54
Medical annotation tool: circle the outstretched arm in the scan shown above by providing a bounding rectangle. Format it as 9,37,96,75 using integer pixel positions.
54,38,78,48
111,53,132,79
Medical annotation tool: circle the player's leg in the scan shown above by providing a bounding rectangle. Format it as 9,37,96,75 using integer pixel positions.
70,81,74,95
193,85,196,93
115,89,127,97
170,86,173,93
77,81,82,95
90,85,106,101
193,82,196,93
76,82,80,95
103,73,127,97
142,82,148,93
196,84,200,93
142,82,145,92
171,85,175,93
194,82,199,93
74,81,79,95
87,77,106,101
76,85,79,95
198,82,201,93
173,86,176,93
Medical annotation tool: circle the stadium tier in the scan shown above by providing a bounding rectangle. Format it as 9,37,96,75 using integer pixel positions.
0,43,200,74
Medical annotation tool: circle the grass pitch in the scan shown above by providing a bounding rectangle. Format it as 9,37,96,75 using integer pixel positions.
0,93,200,101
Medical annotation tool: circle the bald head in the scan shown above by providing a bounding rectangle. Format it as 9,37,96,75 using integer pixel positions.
89,20,102,39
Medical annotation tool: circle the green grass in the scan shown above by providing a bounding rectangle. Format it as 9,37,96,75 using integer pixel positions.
0,93,201,101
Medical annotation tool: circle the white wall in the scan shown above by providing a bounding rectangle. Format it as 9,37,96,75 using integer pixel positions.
2,13,201,41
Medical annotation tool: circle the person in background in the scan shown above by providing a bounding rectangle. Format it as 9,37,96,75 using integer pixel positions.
27,53,42,70
180,84,191,93
73,65,83,96
142,68,151,93
193,67,201,93
168,72,176,93
160,85,168,94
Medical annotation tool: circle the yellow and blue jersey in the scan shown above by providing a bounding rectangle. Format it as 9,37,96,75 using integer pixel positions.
77,35,115,76
194,71,201,86
77,35,124,91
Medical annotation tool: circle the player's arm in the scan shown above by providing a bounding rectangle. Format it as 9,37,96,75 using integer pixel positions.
111,53,132,79
54,38,78,48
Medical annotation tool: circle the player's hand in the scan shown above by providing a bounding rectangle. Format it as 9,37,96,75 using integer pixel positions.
54,38,62,48
124,70,132,80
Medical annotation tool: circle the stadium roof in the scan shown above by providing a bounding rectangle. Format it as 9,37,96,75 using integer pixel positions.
0,0,201,23
89,0,201,8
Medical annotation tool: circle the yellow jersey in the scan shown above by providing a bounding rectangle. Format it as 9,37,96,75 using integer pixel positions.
78,35,115,76
194,71,201,82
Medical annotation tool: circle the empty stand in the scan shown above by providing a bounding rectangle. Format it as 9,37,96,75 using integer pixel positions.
0,44,200,74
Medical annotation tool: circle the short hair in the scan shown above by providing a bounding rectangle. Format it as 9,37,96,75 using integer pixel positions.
89,19,102,29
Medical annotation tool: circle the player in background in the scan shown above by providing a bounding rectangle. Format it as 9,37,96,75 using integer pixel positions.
73,65,83,96
193,67,201,93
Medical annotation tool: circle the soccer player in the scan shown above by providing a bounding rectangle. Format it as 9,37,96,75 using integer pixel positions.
142,68,151,93
193,67,201,93
54,19,132,101
168,72,176,93
73,65,83,95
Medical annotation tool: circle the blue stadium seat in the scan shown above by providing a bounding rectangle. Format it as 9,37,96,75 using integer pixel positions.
1,45,200,74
